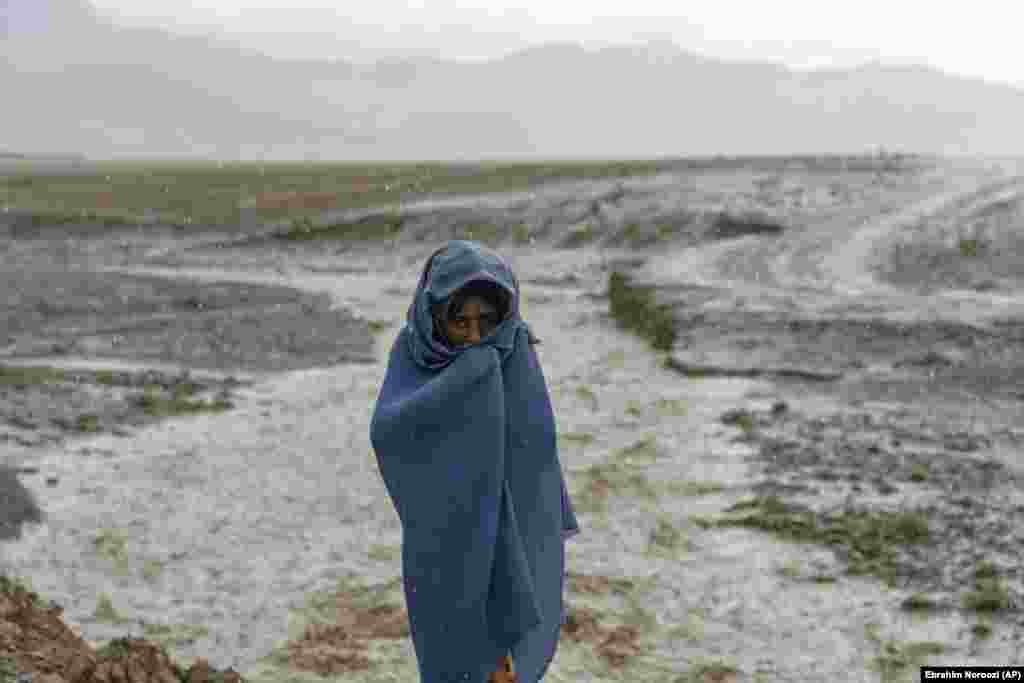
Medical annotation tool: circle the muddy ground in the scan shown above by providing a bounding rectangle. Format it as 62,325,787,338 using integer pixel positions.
2,156,1024,682
0,250,373,465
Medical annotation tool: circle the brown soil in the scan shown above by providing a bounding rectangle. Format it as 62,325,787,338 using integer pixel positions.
0,580,242,682
560,606,642,669
278,590,409,676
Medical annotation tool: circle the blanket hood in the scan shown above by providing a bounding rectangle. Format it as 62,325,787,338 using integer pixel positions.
405,240,526,371
371,240,580,683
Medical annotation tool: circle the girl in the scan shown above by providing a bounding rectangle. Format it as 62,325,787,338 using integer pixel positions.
371,240,579,683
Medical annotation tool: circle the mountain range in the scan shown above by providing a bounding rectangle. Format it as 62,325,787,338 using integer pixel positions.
3,0,1023,160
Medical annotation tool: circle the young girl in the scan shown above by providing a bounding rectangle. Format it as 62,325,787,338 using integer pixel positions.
371,240,579,683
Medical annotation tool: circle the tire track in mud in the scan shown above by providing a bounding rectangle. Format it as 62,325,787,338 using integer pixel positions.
703,170,1024,323
639,169,1024,386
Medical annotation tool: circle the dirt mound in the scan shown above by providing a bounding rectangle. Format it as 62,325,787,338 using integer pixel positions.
0,579,244,683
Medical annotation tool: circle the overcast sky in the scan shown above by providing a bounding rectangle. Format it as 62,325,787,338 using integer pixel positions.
89,0,1022,87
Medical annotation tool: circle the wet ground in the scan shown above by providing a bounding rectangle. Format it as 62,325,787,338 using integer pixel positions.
0,260,373,471
2,157,1023,682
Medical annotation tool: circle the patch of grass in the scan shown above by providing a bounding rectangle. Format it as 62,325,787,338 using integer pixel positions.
647,517,689,556
909,463,929,482
970,621,993,639
76,414,100,432
0,364,66,386
367,544,400,562
666,608,705,642
706,496,930,586
2,160,672,227
94,639,132,657
962,561,1010,612
143,621,210,646
614,435,659,463
655,223,677,241
778,560,802,578
900,593,939,612
134,387,233,417
622,223,644,245
94,369,116,385
720,408,756,434
0,574,44,607
571,458,660,515
681,657,740,683
94,637,171,662
512,223,532,244
92,528,130,574
607,271,677,352
621,598,659,635
665,480,724,497
619,220,685,247
654,397,688,417
603,349,627,369
974,560,998,580
0,655,16,683
171,381,198,399
864,623,944,683
775,560,838,584
559,432,596,448
21,209,136,227
689,514,719,529
958,238,981,258
575,385,599,411
561,222,595,247
367,320,392,334
141,559,163,582
94,593,128,624
624,401,643,418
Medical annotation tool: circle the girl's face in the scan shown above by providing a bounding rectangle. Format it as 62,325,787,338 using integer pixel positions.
445,295,500,346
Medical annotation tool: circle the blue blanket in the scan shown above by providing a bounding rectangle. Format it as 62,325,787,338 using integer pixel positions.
371,241,580,682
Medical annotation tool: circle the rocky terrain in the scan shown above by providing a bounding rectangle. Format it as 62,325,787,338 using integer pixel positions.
2,156,1023,682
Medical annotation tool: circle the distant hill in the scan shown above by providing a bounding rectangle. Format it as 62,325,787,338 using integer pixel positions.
4,0,1024,160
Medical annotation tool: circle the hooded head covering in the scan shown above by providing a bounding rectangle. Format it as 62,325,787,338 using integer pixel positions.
406,240,527,369
372,240,579,683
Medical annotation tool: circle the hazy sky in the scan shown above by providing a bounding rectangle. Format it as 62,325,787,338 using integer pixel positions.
90,0,1022,87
